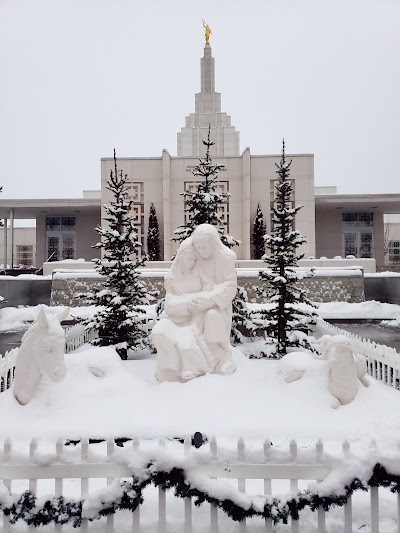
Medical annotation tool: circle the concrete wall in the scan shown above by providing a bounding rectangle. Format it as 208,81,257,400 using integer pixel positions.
76,213,101,261
315,208,342,259
364,275,400,305
0,227,36,268
51,270,364,307
36,213,101,268
0,279,52,307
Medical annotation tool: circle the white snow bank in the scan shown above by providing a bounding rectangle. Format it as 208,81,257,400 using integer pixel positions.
317,300,400,320
0,304,158,332
1,345,400,443
365,271,400,277
0,274,52,280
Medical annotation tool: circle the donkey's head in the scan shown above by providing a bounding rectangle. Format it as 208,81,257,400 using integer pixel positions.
30,307,70,382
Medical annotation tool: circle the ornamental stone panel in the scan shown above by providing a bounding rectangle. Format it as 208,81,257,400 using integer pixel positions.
50,271,364,307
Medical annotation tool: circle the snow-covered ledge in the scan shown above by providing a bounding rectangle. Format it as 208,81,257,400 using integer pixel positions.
43,257,377,276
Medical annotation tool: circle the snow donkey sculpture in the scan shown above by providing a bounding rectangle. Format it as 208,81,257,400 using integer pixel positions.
13,307,69,405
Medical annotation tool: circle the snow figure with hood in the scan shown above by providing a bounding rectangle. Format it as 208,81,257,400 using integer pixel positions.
152,224,237,382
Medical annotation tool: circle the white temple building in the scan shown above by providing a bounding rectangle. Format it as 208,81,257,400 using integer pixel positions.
101,43,316,261
0,41,400,270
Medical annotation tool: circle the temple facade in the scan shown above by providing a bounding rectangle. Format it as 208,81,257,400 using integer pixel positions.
101,44,316,260
0,42,398,270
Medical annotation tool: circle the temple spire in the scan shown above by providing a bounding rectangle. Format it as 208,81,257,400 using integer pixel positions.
201,44,215,94
177,31,240,157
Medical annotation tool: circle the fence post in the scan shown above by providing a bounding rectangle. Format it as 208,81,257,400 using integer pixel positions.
264,438,273,533
184,436,193,533
290,440,299,533
158,438,167,533
210,436,218,533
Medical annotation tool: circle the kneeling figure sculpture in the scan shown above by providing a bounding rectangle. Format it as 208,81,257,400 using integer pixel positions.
152,224,237,382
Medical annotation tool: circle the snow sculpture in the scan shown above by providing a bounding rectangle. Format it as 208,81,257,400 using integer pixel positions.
327,336,360,405
13,307,69,405
280,335,369,406
317,334,369,387
152,224,237,382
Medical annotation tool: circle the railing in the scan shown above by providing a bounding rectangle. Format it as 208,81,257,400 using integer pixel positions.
0,436,394,532
0,348,18,393
316,317,400,389
64,323,98,354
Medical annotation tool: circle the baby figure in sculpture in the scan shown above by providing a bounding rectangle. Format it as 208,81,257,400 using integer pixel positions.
152,224,237,382
13,307,69,405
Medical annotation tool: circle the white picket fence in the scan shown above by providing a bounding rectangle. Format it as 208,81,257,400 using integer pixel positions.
316,318,400,389
64,323,98,353
0,436,393,532
0,348,18,394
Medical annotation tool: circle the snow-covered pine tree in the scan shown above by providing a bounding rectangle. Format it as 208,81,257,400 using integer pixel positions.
231,286,259,344
171,126,239,250
258,140,317,357
252,203,266,259
83,150,151,360
147,203,161,261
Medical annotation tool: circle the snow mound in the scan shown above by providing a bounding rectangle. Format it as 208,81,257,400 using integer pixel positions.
1,346,400,443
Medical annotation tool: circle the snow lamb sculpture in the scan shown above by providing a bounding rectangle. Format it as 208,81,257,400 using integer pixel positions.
317,334,369,387
327,335,367,405
13,307,69,405
280,335,368,407
152,224,237,382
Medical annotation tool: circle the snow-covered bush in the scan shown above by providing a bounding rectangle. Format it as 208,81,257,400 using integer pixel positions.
251,203,266,259
147,203,161,261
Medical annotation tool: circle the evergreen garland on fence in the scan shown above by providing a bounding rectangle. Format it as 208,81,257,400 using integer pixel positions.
2,463,400,528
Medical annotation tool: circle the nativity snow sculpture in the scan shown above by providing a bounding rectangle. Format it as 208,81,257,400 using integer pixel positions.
152,224,237,382
13,307,69,405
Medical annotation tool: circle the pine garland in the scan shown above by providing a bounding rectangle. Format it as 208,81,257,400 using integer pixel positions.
2,463,400,527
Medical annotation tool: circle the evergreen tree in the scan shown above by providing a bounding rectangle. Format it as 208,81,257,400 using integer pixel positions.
172,126,240,250
147,203,161,261
231,286,259,344
258,140,317,357
82,150,151,360
171,127,260,341
252,203,266,259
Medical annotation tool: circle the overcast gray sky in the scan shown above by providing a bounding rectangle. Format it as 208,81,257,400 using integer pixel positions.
0,0,399,199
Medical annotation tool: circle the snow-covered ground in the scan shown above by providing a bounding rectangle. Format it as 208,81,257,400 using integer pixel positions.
2,300,400,334
249,300,400,321
1,344,399,444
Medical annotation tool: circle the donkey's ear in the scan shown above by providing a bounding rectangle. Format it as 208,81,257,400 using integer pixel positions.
57,307,70,323
37,308,48,329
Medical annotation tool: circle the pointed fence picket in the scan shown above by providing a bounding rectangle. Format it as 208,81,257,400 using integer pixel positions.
0,436,392,532
316,317,400,390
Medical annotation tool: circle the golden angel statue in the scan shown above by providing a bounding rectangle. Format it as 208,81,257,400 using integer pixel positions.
202,20,212,45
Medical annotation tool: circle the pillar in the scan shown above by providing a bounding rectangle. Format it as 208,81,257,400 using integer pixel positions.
162,149,172,260
10,208,14,269
242,148,251,259
3,218,7,268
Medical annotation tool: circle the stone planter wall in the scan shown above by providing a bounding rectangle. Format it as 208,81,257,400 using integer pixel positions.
50,270,364,306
